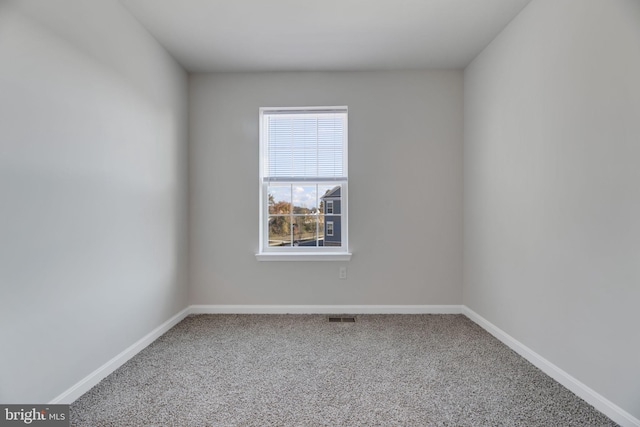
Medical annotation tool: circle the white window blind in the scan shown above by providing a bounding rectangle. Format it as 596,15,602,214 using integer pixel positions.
263,109,347,182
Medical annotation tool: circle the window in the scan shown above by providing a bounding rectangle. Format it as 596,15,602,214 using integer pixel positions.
326,200,334,214
326,221,334,237
257,107,350,261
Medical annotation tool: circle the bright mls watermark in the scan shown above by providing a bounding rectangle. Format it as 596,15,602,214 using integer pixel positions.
1,405,69,426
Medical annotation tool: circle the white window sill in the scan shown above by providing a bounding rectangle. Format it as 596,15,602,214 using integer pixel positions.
255,252,352,262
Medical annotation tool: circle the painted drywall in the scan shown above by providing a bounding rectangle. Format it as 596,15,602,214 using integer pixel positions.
0,0,189,403
189,71,463,305
464,0,640,420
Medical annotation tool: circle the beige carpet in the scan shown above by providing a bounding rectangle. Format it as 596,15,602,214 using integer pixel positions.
71,314,617,426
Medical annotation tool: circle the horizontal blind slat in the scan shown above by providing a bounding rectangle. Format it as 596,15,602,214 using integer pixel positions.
264,177,347,183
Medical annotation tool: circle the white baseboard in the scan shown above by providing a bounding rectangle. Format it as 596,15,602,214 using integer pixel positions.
189,304,463,314
462,306,640,427
49,307,190,405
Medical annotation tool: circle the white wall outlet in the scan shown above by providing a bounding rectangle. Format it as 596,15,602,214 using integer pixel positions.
339,266,347,279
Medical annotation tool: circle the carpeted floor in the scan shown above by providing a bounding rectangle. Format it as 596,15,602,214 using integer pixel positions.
71,314,617,426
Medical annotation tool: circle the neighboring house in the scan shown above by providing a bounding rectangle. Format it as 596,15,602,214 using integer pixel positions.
321,186,341,246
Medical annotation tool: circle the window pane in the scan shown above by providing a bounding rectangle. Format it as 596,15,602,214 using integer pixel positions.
268,216,291,246
292,185,317,213
322,217,342,247
268,184,291,214
319,184,341,215
292,216,319,247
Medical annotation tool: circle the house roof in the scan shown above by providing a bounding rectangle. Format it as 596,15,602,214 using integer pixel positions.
321,186,341,199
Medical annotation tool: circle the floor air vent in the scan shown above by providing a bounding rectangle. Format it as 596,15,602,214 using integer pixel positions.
328,317,356,323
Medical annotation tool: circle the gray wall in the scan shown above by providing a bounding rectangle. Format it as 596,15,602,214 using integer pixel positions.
0,0,189,403
464,0,640,419
190,71,463,305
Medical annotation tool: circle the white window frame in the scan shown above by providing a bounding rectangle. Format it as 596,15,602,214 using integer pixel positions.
256,106,351,261
326,200,334,214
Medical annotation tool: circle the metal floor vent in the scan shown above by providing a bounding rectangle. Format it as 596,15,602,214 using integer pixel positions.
328,317,356,323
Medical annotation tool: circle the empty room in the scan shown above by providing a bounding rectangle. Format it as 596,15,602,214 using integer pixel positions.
1,0,638,425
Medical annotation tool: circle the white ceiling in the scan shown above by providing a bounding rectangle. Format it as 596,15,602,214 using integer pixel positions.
120,0,532,72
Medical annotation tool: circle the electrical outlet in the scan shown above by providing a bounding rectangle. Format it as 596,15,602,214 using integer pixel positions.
339,266,347,279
